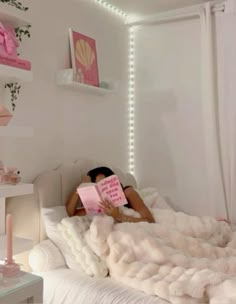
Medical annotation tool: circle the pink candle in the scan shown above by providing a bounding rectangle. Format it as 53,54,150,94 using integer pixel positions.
6,214,12,264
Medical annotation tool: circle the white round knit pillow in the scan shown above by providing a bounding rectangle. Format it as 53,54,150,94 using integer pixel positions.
29,239,66,272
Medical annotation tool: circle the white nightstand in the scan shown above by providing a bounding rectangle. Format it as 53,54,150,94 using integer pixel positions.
0,271,43,304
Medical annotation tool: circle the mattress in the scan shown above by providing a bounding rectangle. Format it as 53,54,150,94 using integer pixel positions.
41,268,170,304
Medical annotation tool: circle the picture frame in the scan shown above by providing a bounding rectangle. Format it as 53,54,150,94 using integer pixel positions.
69,29,99,87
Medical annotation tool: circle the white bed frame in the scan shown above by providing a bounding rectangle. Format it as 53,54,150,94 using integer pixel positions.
6,159,137,269
5,159,171,304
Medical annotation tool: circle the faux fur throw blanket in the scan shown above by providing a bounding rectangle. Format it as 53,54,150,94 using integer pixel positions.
59,207,236,304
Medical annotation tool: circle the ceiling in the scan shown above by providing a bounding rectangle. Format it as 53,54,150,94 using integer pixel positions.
106,0,209,19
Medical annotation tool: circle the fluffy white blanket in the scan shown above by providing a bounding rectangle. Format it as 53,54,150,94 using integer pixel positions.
58,192,236,304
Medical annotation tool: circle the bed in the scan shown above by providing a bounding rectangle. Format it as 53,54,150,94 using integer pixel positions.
7,159,236,304
41,268,168,304
7,159,170,304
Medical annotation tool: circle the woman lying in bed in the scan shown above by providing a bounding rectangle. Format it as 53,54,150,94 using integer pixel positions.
66,166,155,223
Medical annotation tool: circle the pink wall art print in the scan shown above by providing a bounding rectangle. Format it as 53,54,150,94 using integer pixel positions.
69,29,99,87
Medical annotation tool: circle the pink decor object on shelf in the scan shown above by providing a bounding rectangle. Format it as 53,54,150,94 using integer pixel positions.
69,29,99,87
0,105,12,126
0,162,21,185
1,214,20,277
0,55,31,70
0,22,19,58
4,167,21,185
0,22,31,71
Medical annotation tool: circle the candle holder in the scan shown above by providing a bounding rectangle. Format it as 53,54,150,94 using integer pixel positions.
1,259,20,277
3,214,21,277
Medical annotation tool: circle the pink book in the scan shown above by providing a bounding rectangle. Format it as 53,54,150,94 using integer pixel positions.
0,55,31,70
77,175,128,215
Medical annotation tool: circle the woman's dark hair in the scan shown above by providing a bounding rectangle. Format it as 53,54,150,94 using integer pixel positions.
87,166,115,183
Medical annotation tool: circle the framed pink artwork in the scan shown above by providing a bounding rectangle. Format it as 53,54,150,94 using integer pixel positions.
69,29,99,87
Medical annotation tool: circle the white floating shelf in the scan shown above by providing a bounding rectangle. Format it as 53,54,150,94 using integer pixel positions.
0,2,31,27
0,184,33,198
0,126,33,138
56,69,113,95
0,235,33,259
0,64,33,82
58,81,113,95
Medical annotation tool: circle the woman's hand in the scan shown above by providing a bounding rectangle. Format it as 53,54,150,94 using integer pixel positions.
81,175,91,183
99,199,120,219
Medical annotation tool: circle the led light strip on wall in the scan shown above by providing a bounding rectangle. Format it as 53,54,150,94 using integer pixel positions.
94,0,135,174
128,27,135,174
94,0,127,19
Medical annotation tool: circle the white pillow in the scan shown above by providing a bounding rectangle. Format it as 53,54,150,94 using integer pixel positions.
41,206,82,272
137,187,173,210
29,239,66,272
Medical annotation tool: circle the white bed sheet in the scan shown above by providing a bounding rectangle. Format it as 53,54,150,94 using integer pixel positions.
41,268,170,304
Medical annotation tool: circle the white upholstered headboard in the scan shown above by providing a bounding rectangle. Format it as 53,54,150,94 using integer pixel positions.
7,159,137,247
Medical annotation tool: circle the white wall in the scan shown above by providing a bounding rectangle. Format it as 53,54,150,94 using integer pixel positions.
0,0,128,181
135,18,214,216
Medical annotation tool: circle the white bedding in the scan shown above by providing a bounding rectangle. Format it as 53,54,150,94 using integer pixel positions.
37,185,236,304
58,209,236,304
41,268,169,304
